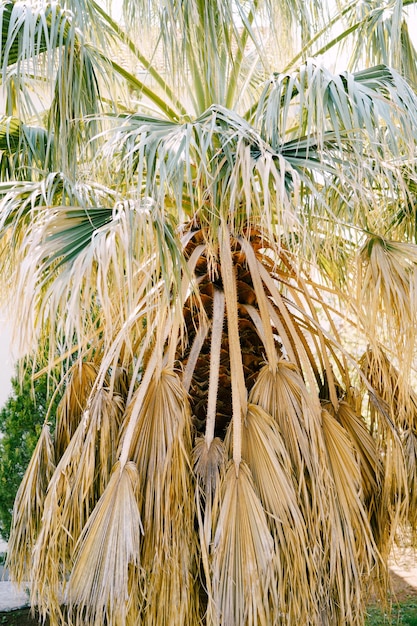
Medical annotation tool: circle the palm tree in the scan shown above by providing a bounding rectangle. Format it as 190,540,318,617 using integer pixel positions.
1,0,417,624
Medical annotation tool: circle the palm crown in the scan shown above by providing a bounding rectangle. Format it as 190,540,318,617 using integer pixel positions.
1,0,417,624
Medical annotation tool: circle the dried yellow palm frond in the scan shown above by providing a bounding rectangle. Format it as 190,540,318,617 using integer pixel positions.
247,359,383,622
256,258,325,386
211,461,275,626
249,361,321,479
123,368,199,625
30,387,125,621
239,237,279,370
324,400,382,502
360,346,417,431
60,388,125,540
359,350,410,561
193,435,225,615
93,388,125,493
377,434,409,563
403,428,417,533
247,358,330,598
7,424,55,585
67,461,143,626
55,361,99,458
357,236,417,365
238,403,311,622
194,436,225,498
320,408,378,623
109,364,130,398
275,253,351,407
30,418,87,621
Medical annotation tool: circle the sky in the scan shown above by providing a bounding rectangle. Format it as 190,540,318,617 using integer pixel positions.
0,314,13,407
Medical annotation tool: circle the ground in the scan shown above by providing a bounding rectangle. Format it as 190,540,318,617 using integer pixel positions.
0,608,43,625
388,547,417,603
0,550,416,625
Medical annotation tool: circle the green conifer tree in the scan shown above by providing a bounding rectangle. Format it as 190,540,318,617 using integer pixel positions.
0,365,57,539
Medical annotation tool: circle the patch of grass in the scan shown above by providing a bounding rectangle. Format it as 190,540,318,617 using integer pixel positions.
0,609,44,626
366,600,417,625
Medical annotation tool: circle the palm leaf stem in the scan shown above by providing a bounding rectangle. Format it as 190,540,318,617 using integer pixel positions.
225,0,259,109
240,236,278,370
205,288,225,448
118,339,162,469
182,321,210,393
219,224,247,472
166,244,207,368
289,271,341,407
91,0,187,119
284,1,359,72
97,53,180,121
259,262,322,400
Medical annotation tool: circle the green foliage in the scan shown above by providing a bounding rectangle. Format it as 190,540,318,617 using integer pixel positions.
366,601,417,625
0,365,57,539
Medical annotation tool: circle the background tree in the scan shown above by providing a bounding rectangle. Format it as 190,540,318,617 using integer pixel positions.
0,362,58,539
0,1,417,625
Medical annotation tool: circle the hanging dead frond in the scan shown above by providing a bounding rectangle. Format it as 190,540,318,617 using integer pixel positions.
403,428,417,533
29,417,88,622
325,400,382,503
29,387,125,622
249,360,321,479
194,436,226,498
123,368,199,625
55,361,99,459
320,408,379,623
7,424,55,585
67,461,143,626
239,403,311,622
211,461,275,626
360,345,417,430
357,236,417,368
358,349,411,564
378,434,409,563
193,435,226,622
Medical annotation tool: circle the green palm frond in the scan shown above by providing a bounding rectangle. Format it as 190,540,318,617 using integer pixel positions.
0,116,50,178
258,61,417,152
0,1,54,70
346,0,417,79
0,179,184,360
